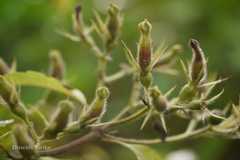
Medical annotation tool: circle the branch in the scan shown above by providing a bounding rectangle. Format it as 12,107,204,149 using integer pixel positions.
103,125,210,145
104,67,133,83
38,131,99,156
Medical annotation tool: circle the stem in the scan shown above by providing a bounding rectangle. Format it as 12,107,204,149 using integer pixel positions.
90,106,148,128
104,68,133,83
97,58,108,87
103,125,210,144
38,131,99,156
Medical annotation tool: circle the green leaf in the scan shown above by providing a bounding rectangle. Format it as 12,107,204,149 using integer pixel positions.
112,140,162,160
4,71,71,96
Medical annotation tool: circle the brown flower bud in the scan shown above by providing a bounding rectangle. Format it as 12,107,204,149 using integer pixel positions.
189,39,207,84
49,50,65,80
138,19,152,73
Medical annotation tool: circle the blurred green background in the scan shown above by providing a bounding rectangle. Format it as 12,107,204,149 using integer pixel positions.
0,0,240,159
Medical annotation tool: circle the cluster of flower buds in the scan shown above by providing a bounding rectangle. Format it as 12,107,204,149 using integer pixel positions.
70,3,122,53
122,19,181,89
94,3,122,51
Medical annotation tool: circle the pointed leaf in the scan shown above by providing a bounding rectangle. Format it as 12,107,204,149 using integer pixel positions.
111,140,162,160
4,71,71,96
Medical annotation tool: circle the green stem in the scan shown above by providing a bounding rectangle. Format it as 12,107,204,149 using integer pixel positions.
103,125,210,144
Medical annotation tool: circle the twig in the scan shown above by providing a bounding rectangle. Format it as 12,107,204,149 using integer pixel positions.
103,125,210,144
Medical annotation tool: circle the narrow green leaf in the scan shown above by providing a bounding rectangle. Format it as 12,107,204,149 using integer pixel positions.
111,140,162,160
4,71,71,96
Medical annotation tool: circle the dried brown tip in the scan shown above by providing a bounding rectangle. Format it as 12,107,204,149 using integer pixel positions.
189,39,200,49
189,38,202,61
75,5,82,21
75,5,82,14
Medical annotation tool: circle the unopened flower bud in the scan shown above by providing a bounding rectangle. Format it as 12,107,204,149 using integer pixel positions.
138,19,152,73
80,87,110,124
42,100,73,139
0,77,19,108
96,86,110,99
189,39,207,84
49,50,65,80
0,58,10,75
106,3,122,50
149,86,168,112
28,108,48,136
13,124,36,159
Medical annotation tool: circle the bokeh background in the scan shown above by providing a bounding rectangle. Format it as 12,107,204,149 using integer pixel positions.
0,0,240,159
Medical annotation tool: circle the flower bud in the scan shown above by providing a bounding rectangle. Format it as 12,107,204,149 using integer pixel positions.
149,86,168,112
189,39,207,84
0,77,28,121
80,87,110,124
0,77,19,108
96,86,110,99
138,19,152,73
13,124,36,159
28,108,48,136
42,100,73,139
0,58,10,75
106,3,122,50
49,49,65,80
